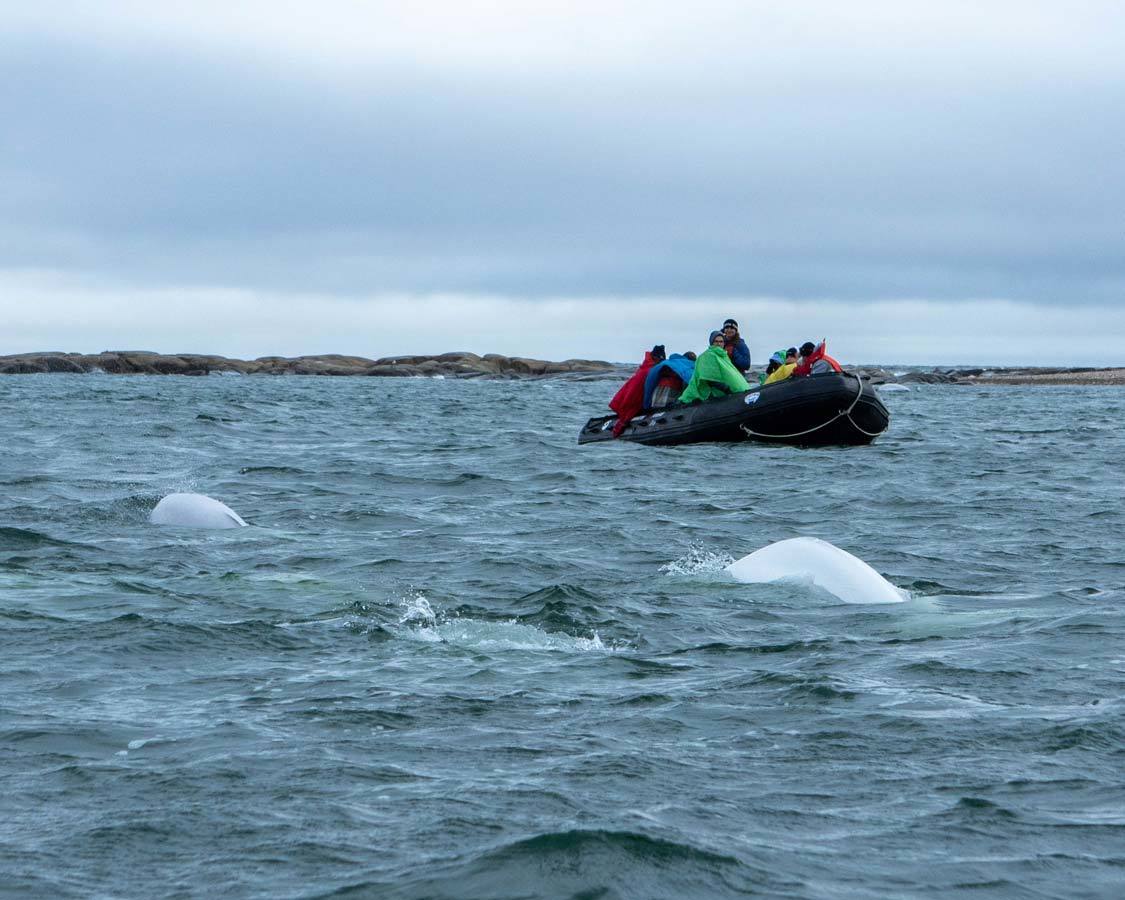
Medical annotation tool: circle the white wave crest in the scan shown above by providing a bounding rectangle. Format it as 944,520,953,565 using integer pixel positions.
401,618,611,653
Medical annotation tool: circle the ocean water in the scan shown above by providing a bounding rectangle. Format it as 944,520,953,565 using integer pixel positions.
2,374,1123,899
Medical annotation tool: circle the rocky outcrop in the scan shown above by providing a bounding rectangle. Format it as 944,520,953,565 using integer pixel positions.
0,350,625,380
4,352,1123,384
365,352,624,380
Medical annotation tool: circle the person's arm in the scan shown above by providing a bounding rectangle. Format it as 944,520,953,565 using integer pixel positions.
733,340,751,371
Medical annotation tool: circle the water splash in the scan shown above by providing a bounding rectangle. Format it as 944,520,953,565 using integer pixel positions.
659,545,735,577
385,590,613,653
398,593,437,625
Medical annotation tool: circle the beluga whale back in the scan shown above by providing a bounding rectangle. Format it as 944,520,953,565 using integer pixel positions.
727,537,906,604
149,493,247,529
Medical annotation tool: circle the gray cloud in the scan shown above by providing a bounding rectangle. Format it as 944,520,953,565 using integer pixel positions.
3,16,1125,306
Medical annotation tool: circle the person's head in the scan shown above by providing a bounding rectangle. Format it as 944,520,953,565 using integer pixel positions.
651,344,666,363
799,341,817,357
709,330,725,347
722,319,739,340
683,351,697,361
786,347,799,363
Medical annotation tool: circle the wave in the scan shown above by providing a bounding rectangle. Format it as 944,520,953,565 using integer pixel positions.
930,796,1020,825
0,526,74,551
672,637,841,656
0,608,68,625
899,659,1032,679
0,474,52,486
1038,721,1125,753
42,613,320,655
299,594,622,654
365,829,766,900
506,583,624,634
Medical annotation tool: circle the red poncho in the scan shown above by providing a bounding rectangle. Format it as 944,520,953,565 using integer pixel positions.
609,351,657,437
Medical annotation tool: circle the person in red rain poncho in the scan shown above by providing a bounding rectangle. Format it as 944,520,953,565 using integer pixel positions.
609,345,665,437
794,340,843,377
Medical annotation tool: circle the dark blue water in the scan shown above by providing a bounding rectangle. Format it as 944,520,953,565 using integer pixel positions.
2,374,1124,899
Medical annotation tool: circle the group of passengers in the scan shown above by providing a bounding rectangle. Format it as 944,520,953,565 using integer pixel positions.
760,340,842,385
608,318,842,437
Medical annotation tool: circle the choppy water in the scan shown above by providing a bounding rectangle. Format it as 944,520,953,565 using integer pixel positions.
2,374,1124,899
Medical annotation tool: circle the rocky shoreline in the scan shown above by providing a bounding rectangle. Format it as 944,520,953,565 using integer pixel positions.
857,366,1125,386
0,351,622,380
2,351,1125,385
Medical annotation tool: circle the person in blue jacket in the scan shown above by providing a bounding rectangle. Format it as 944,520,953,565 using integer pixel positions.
642,351,697,409
721,318,751,373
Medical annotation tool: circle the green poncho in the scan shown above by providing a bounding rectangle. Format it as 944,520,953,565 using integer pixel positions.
678,345,750,403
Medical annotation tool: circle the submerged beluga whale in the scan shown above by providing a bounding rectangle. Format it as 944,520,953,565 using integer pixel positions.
149,493,247,529
727,537,906,604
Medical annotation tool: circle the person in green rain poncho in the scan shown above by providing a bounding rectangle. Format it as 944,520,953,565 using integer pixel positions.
678,331,751,403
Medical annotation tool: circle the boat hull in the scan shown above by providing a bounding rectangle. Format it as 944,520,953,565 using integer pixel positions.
577,373,889,446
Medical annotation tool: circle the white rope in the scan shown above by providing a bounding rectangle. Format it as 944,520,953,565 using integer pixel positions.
739,373,871,441
844,406,887,438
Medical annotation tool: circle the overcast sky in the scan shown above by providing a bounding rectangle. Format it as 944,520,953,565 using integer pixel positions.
2,1,1123,364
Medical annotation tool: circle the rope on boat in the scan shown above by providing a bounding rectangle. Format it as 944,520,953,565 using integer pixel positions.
739,373,878,441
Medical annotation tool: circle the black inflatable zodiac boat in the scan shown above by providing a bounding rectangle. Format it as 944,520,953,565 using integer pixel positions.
577,372,889,447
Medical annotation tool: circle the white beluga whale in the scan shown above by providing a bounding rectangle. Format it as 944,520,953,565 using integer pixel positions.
727,537,906,604
149,493,247,529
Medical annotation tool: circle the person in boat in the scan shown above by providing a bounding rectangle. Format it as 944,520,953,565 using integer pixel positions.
720,319,751,374
760,350,786,385
609,345,664,437
643,350,697,409
795,340,843,376
679,331,751,403
764,349,800,385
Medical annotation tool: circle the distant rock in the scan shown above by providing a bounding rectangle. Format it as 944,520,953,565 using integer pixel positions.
897,371,962,384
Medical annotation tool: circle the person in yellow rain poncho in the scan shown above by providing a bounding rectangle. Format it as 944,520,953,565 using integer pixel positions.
764,347,799,385
678,331,751,403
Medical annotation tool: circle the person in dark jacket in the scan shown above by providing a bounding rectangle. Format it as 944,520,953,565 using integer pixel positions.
720,318,751,373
